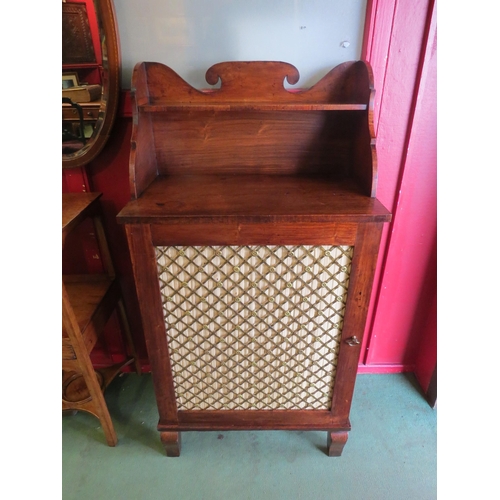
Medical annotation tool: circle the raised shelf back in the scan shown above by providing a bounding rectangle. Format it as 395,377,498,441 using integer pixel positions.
129,61,377,200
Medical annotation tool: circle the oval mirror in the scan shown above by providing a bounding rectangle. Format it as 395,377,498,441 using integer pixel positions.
62,0,120,168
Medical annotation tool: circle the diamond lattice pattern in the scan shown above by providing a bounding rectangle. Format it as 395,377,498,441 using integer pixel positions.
155,245,353,410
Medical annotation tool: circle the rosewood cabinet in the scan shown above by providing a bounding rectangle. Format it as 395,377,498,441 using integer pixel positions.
117,60,391,456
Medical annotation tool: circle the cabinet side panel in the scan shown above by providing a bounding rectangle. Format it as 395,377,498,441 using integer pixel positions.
351,111,377,197
129,63,158,199
125,224,178,423
129,112,158,199
330,223,383,417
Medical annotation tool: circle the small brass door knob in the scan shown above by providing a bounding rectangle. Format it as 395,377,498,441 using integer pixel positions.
345,336,361,346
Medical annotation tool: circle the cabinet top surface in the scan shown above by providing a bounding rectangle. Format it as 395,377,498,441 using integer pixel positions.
118,175,390,224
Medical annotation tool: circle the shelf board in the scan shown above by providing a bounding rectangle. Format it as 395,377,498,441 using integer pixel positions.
62,192,102,244
140,103,367,112
62,275,115,337
62,101,101,109
117,175,391,224
63,63,101,69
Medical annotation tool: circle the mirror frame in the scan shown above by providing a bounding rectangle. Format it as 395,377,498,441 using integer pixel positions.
62,0,121,169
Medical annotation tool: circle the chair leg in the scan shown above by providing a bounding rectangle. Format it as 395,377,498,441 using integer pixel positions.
117,298,142,375
62,368,118,447
82,368,118,447
91,387,118,447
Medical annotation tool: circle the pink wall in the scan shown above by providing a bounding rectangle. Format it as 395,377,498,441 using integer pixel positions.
356,0,436,382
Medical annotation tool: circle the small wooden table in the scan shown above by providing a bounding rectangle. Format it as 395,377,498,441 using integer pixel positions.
62,192,140,446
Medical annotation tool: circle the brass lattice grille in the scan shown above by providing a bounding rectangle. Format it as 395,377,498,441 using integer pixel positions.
155,245,353,410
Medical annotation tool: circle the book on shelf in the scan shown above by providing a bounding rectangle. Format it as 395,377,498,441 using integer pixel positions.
62,84,102,103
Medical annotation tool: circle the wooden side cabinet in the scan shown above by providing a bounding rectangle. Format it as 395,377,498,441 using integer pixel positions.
62,192,141,446
117,61,391,456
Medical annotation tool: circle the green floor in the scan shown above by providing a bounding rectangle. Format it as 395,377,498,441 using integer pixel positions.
62,373,436,500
